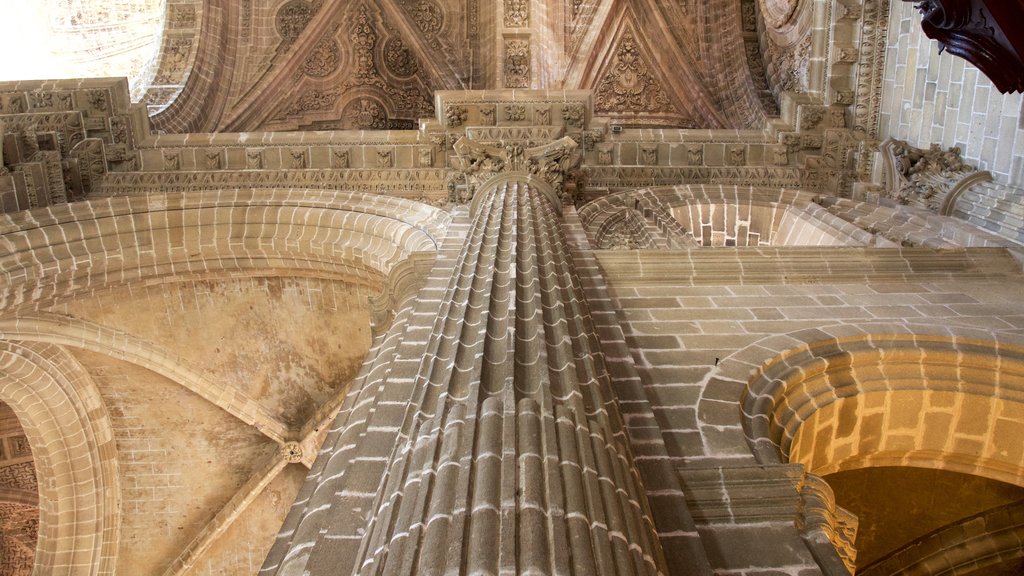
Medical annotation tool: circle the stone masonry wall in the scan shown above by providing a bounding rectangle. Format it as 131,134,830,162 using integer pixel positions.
879,2,1024,185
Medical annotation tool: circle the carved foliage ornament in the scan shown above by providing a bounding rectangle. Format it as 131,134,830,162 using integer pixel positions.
277,0,314,45
343,98,389,129
453,136,581,203
384,37,418,77
401,0,444,38
595,31,674,114
303,38,341,78
505,0,529,28
504,39,530,88
880,138,988,214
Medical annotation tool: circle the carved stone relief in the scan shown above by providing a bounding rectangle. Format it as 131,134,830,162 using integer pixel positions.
163,151,181,171
640,145,658,166
277,0,315,45
303,38,341,78
480,105,496,126
504,39,530,88
384,37,419,77
343,98,388,129
246,149,263,169
504,0,529,28
687,145,704,165
536,106,550,125
504,104,526,122
204,150,223,170
417,147,433,167
331,148,350,169
594,31,676,116
879,138,990,214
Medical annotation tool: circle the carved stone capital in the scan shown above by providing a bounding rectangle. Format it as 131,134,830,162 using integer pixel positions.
453,136,582,208
879,138,992,215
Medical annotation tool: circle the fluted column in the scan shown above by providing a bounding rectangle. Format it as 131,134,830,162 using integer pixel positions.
262,172,666,575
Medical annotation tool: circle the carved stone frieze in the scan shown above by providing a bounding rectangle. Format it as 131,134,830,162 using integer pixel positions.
563,103,585,129
102,168,448,198
687,145,704,165
246,149,263,169
479,105,496,126
504,104,526,122
331,148,350,169
445,105,468,128
289,149,308,169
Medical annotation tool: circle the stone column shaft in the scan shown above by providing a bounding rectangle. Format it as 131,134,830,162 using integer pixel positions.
263,176,665,575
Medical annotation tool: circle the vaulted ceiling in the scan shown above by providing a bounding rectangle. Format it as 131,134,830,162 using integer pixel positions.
150,0,776,133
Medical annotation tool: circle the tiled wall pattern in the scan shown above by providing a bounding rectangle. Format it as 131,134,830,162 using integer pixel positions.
879,2,1024,185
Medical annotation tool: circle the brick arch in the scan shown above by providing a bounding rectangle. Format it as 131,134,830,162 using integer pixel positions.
0,189,449,312
737,325,1024,487
0,341,120,575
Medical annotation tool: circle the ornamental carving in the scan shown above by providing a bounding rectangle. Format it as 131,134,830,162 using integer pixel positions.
342,6,433,119
401,0,444,39
445,105,468,128
343,98,388,129
504,0,528,28
282,89,341,116
453,136,582,203
505,104,526,122
162,151,181,171
246,150,263,169
535,106,550,125
303,38,340,78
879,138,991,214
687,146,703,165
504,39,530,88
277,0,314,45
384,37,418,77
332,148,350,169
595,31,673,114
480,105,496,126
562,104,585,129
289,149,308,169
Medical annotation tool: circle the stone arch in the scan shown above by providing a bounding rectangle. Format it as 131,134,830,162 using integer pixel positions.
0,341,120,575
858,497,1024,576
736,325,1024,487
579,185,876,249
0,189,448,311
